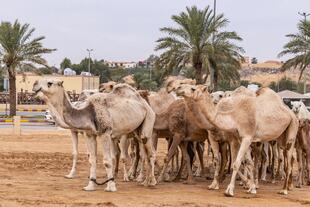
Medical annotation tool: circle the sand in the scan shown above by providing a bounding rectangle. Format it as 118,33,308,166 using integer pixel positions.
0,132,310,207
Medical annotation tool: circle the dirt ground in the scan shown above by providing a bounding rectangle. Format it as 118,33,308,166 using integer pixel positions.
0,131,310,207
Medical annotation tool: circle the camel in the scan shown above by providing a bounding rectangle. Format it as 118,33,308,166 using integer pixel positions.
154,98,209,183
176,84,298,196
291,101,310,120
36,88,98,179
296,119,310,187
33,79,156,192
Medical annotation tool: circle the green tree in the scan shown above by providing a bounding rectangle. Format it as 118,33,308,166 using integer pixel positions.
0,20,55,116
278,20,310,81
60,58,72,70
155,5,243,89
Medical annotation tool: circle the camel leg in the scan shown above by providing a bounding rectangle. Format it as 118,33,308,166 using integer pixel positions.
279,145,295,194
306,152,310,185
136,142,146,183
111,138,120,178
65,130,79,179
194,142,205,177
128,138,140,179
143,137,157,186
175,148,186,181
100,132,117,192
120,135,130,182
83,135,97,191
158,133,182,183
219,142,228,182
225,137,252,197
244,150,257,194
261,142,269,181
208,133,221,190
180,141,194,184
296,146,303,188
271,142,279,183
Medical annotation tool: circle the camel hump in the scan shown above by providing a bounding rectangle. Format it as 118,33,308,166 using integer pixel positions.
112,83,141,99
255,87,270,96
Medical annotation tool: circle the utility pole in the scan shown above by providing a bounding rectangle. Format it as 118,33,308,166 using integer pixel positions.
86,49,93,89
298,12,309,94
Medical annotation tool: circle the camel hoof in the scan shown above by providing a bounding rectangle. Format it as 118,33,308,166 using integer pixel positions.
65,172,76,179
224,185,235,197
296,184,301,188
83,182,96,191
142,177,149,186
148,176,157,186
271,179,276,184
194,169,202,177
105,181,117,192
247,186,257,194
123,175,130,182
183,180,195,185
208,181,219,190
136,174,144,183
278,190,288,195
157,175,164,184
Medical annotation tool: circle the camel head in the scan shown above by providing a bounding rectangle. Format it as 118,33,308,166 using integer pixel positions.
211,91,225,104
99,81,116,93
175,84,209,100
291,101,303,114
165,76,196,93
78,89,98,101
33,79,64,101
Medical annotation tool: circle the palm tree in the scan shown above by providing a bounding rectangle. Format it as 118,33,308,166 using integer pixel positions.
0,20,55,116
279,20,310,81
155,5,244,89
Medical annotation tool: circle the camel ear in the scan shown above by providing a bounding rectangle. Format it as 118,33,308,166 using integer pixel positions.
58,81,64,87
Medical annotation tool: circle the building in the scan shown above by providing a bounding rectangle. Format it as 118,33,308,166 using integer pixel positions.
4,72,100,94
278,90,310,109
105,61,137,69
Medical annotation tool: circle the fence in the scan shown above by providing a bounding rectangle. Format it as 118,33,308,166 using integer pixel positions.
0,91,80,104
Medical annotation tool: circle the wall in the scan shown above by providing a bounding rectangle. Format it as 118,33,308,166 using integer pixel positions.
15,74,99,93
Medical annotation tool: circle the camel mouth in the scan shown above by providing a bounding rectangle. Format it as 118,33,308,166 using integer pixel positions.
34,87,42,95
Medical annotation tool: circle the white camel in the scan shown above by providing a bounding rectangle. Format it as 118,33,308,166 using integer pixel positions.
291,100,310,120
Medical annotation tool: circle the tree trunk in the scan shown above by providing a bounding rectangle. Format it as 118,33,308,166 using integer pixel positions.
194,62,203,84
9,73,17,116
213,69,218,91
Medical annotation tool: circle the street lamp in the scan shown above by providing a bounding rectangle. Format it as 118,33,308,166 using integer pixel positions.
298,12,310,21
86,49,93,89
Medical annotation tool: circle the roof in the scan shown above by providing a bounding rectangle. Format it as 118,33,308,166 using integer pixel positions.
278,90,310,99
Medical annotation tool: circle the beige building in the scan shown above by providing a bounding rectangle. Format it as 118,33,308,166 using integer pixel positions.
13,73,99,94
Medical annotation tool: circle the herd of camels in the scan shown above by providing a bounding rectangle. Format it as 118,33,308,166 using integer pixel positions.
31,75,310,197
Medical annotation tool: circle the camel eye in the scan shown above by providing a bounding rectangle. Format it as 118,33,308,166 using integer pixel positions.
219,94,223,98
47,82,53,88
191,88,196,92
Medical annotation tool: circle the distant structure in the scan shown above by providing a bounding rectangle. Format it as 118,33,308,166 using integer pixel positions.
80,71,92,76
104,61,137,69
63,68,76,76
4,72,99,93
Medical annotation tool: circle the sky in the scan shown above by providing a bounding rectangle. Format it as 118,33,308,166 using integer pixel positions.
0,0,309,67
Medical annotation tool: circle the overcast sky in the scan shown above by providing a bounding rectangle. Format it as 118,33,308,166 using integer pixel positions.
1,0,309,67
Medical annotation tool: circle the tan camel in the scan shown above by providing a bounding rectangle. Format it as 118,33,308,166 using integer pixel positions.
33,79,156,192
176,84,298,196
296,119,310,187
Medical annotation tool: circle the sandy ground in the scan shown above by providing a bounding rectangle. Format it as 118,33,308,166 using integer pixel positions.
0,132,310,207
